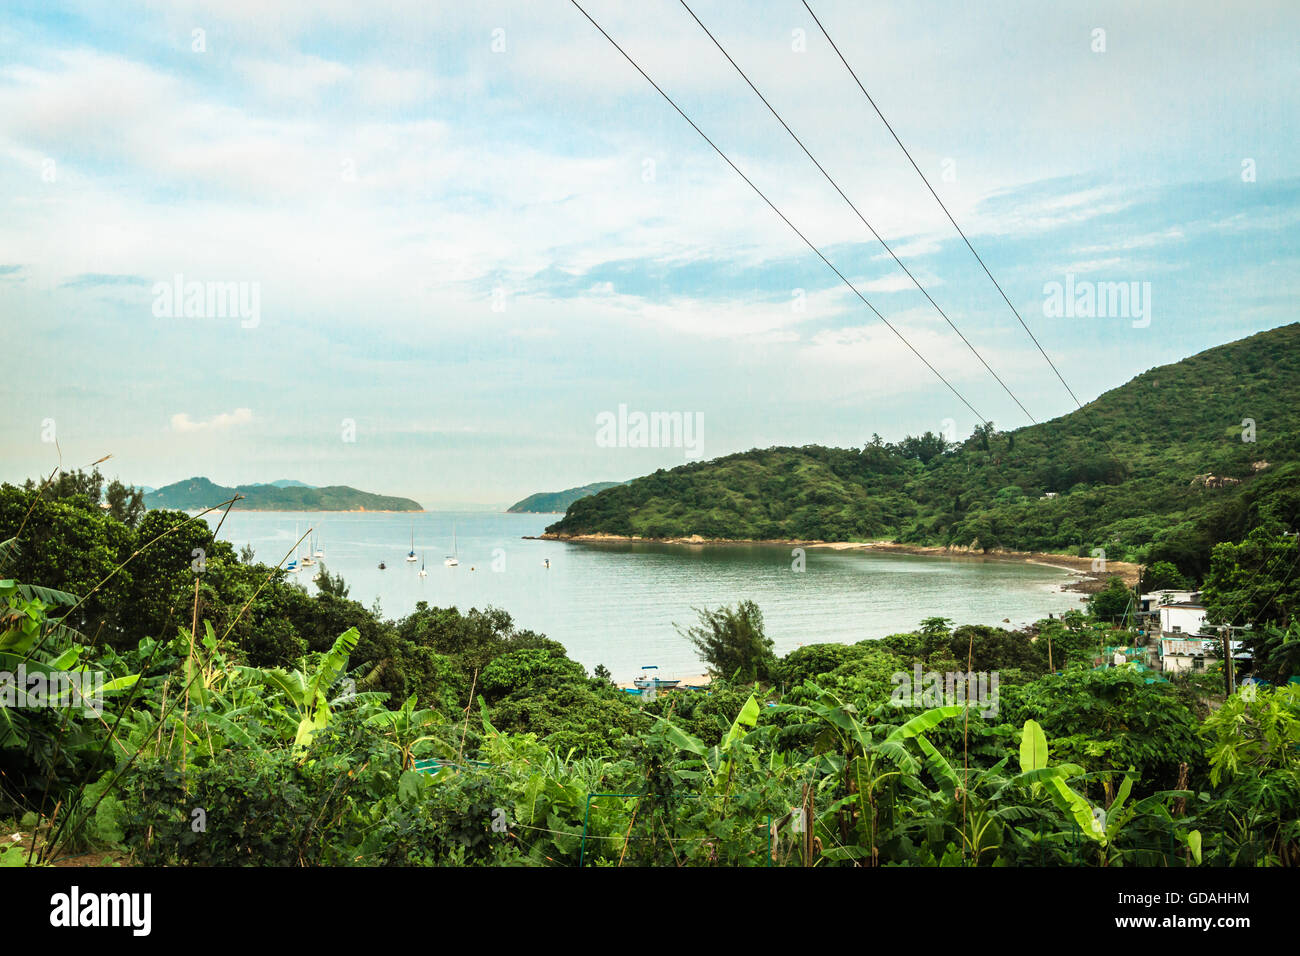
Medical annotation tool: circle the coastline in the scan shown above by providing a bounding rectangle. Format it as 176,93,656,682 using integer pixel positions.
187,508,426,514
532,532,1140,588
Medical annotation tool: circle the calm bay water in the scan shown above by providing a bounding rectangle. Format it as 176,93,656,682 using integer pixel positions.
203,511,1079,682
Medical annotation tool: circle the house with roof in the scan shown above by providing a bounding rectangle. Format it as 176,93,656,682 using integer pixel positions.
1153,600,1213,672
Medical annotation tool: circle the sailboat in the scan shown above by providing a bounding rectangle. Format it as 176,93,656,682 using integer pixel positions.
405,524,418,562
444,523,459,567
313,529,324,559
287,523,302,572
298,522,315,567
418,552,428,578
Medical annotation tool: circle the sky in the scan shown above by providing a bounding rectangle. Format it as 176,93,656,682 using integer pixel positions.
1,0,1297,508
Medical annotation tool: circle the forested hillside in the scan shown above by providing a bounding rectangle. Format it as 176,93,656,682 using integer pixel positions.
548,324,1300,577
145,476,423,512
507,481,623,513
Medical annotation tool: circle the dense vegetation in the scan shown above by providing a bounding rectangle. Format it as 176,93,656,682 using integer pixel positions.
507,482,624,513
145,476,423,512
549,324,1300,580
2,475,1296,867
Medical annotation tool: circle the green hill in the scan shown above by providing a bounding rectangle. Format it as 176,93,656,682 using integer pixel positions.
546,324,1300,576
507,481,625,513
146,477,423,512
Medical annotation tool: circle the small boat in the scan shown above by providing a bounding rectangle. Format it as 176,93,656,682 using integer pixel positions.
405,525,418,562
444,523,459,567
377,561,387,570
633,677,681,690
313,532,324,559
543,558,550,569
285,559,299,574
418,553,427,578
633,665,679,690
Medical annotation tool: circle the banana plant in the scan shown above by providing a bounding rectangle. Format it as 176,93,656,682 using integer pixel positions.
1006,719,1193,864
652,691,762,791
0,580,138,748
365,692,452,768
235,626,361,755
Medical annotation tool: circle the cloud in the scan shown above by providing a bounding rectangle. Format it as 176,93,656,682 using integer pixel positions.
169,408,254,432
58,273,149,289
859,273,941,294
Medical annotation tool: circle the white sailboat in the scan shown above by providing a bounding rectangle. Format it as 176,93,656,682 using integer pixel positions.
444,523,459,567
405,524,418,562
418,552,428,578
298,523,315,567
313,528,324,559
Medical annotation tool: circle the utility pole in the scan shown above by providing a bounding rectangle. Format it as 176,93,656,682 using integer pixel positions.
1219,625,1236,696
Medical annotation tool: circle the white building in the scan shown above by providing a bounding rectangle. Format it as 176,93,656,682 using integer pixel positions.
1155,602,1213,673
1158,603,1208,637
1140,590,1201,612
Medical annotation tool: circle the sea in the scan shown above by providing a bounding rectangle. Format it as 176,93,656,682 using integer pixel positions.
200,510,1080,682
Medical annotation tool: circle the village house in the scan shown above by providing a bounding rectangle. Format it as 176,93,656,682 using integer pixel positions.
1138,593,1212,673
1139,589,1201,612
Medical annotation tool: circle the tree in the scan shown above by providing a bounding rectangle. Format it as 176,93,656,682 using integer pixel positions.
1241,619,1300,685
897,431,951,465
104,479,145,528
920,616,954,639
1202,528,1300,628
962,516,1000,553
314,565,350,599
1141,560,1191,592
676,601,775,684
1088,577,1134,624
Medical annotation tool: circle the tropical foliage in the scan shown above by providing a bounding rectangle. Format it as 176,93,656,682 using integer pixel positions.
1,465,1297,867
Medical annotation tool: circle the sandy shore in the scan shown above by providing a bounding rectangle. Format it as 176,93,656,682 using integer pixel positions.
534,532,1140,588
192,508,425,514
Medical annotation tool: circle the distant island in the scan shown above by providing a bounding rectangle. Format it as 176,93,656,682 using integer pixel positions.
507,481,625,513
145,477,423,512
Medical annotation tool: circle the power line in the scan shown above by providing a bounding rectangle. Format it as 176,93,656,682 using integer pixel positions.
678,0,1037,426
801,0,1087,414
792,1,1290,619
567,0,990,425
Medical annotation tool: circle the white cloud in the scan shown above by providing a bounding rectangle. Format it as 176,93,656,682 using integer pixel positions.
170,408,254,432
